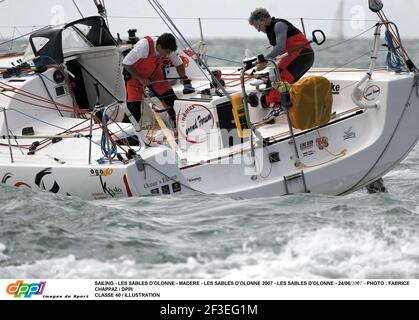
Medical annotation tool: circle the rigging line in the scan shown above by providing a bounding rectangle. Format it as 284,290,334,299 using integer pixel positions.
200,25,379,65
108,16,249,21
206,55,242,65
0,25,45,29
151,0,193,41
37,117,95,147
148,1,200,50
0,142,30,149
315,24,378,53
1,76,209,117
149,0,230,99
38,74,63,117
8,107,85,133
375,13,414,71
98,0,110,28
0,25,50,47
128,81,212,105
111,121,140,142
0,91,69,112
37,117,93,148
8,108,83,131
0,82,81,113
9,130,27,154
72,0,84,18
144,3,204,73
320,51,372,77
9,27,15,50
127,9,212,92
6,107,106,150
107,16,378,22
378,11,409,59
75,62,123,103
38,73,58,86
273,36,375,64
0,65,84,111
0,87,74,112
146,1,188,50
13,27,23,38
1,92,120,150
295,18,378,22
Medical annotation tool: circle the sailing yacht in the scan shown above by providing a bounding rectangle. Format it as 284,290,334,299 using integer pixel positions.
0,0,418,199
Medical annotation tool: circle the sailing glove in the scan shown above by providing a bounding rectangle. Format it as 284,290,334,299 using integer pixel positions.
257,54,266,63
181,76,195,95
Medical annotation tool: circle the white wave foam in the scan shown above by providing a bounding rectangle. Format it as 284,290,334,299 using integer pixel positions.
1,227,419,279
0,255,139,278
218,227,419,279
0,243,9,262
155,227,419,279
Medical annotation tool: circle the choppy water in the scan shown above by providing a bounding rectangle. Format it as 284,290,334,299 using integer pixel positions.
1,39,419,279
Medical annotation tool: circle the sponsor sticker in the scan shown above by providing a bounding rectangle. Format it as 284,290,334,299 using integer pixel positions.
300,140,314,151
316,137,329,150
90,168,113,177
331,82,341,95
172,182,182,193
303,150,315,157
363,85,381,101
343,127,357,140
177,104,215,144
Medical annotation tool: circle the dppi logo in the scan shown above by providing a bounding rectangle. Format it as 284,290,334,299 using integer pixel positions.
6,280,46,298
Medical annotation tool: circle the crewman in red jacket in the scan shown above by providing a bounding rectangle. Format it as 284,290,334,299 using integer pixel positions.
123,33,191,125
249,8,314,84
249,8,315,120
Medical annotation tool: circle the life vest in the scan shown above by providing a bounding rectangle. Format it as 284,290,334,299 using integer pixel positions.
266,18,312,83
266,18,311,53
126,36,171,102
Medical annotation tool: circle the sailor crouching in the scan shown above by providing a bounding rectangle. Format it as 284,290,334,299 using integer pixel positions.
122,33,188,126
249,8,314,84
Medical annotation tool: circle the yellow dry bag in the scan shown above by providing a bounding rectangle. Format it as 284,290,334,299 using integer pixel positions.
288,76,333,130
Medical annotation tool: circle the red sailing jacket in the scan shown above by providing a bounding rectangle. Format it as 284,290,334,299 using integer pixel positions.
126,36,172,102
266,18,312,82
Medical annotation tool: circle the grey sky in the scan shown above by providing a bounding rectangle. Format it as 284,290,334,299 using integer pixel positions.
0,0,418,40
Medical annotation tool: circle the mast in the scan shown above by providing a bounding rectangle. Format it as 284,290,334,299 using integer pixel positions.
93,0,109,27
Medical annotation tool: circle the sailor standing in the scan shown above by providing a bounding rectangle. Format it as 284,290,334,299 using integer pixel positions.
122,33,189,125
249,8,314,84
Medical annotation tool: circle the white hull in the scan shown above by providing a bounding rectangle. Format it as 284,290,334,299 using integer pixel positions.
1,18,418,200
1,69,418,199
